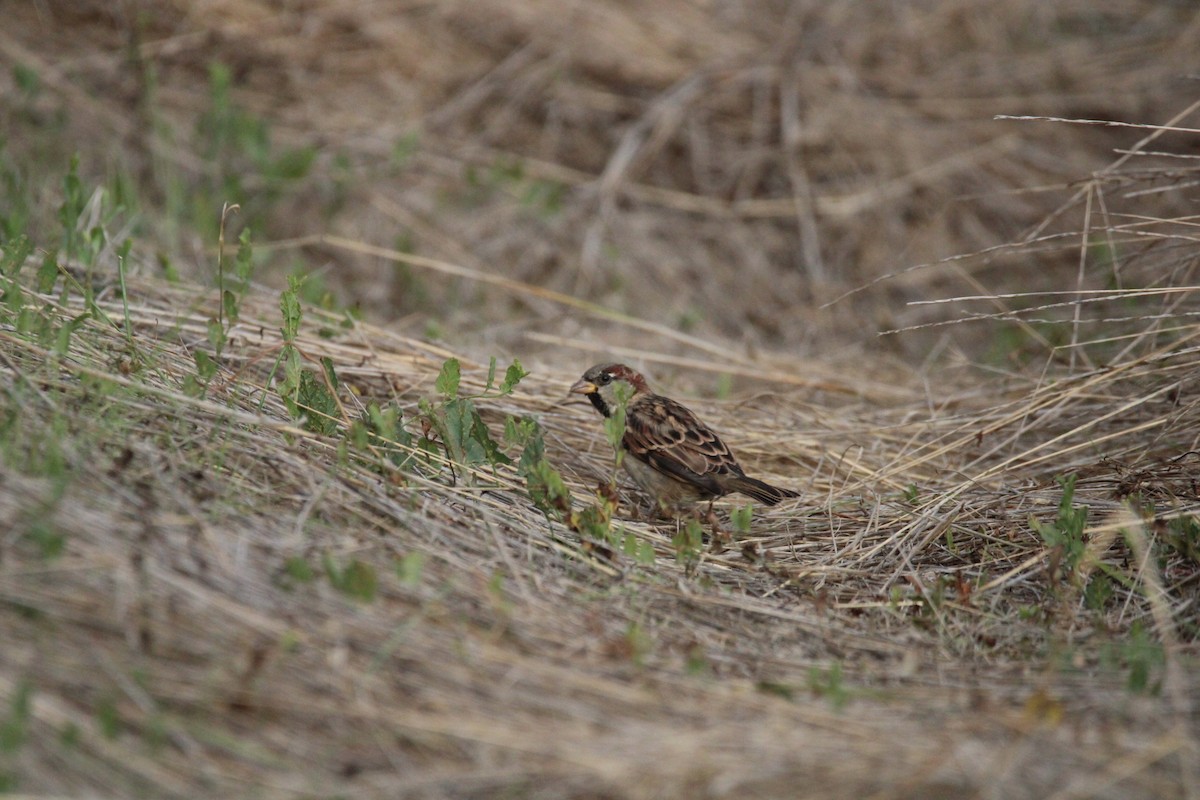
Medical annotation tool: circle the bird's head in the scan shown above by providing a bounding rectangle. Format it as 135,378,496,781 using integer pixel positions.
569,363,648,418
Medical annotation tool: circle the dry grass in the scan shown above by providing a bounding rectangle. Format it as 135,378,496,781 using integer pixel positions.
1,2,1200,798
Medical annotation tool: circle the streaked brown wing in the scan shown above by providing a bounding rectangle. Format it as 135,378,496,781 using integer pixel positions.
622,395,745,492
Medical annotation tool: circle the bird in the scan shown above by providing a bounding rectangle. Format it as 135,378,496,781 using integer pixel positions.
569,363,800,511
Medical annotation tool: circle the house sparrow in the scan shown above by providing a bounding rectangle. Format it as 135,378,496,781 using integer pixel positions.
569,363,800,510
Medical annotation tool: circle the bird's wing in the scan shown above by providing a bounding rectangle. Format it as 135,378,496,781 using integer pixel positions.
622,395,744,491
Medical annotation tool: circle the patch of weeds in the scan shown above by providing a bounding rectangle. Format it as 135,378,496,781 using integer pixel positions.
487,570,513,616
395,552,425,587
348,358,530,485
273,274,342,434
349,403,420,473
622,622,652,667
290,265,341,313
730,503,754,535
756,680,796,701
808,662,850,709
985,320,1064,368
390,132,420,170
211,210,255,361
0,141,32,243
620,529,656,565
20,519,66,560
507,406,634,560
714,372,733,400
0,679,32,790
684,645,711,677
1083,571,1114,610
191,62,317,236
95,694,121,739
415,357,529,480
276,556,317,591
458,156,565,218
56,155,134,273
323,555,378,603
673,518,704,569
1030,474,1088,586
1164,515,1200,564
1102,621,1165,695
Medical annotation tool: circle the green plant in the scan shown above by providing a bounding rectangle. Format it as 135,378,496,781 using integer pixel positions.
1110,621,1165,695
730,503,754,535
620,530,656,565
395,552,425,586
211,206,254,361
673,518,704,567
323,555,378,603
192,62,316,236
1164,515,1200,564
273,274,341,434
0,140,32,243
1030,474,1088,584
350,402,418,473
0,679,32,790
808,662,850,709
417,357,528,478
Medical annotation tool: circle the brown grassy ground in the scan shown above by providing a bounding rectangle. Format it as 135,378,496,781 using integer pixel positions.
1,2,1199,798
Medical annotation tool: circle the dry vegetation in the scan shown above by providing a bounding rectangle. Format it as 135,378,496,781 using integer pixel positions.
1,1,1199,798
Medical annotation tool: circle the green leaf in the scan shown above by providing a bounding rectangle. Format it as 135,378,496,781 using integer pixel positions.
0,680,31,753
396,552,425,586
525,457,571,518
280,275,302,341
235,228,255,283
207,316,225,354
297,369,339,435
674,519,704,564
731,504,754,534
324,557,377,602
193,349,217,382
269,147,316,181
500,358,529,394
53,312,88,357
485,356,497,391
12,63,40,97
222,288,239,325
439,398,470,463
320,356,339,391
467,405,510,466
282,556,315,585
435,357,461,399
1,235,32,278
515,419,546,474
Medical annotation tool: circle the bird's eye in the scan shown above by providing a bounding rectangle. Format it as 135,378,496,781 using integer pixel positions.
598,372,612,385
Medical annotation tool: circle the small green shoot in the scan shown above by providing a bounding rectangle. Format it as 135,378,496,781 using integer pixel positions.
1119,621,1165,695
622,530,656,565
1030,474,1088,584
731,503,754,535
808,662,850,709
673,518,704,567
623,622,651,667
0,680,31,754
275,274,342,435
323,555,378,603
395,552,425,587
419,357,529,477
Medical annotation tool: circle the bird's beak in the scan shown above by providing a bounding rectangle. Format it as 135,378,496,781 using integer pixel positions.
569,379,597,395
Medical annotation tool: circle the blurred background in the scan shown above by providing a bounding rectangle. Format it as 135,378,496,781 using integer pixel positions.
3,0,1199,371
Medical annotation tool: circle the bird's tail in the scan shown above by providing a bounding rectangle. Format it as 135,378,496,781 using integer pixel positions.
729,476,801,506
